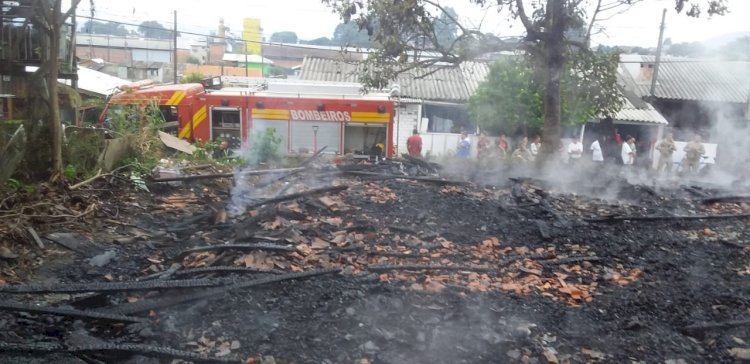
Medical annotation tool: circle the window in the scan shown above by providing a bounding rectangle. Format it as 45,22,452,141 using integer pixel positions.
422,104,473,134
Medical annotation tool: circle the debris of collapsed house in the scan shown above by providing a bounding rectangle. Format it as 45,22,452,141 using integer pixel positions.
0,155,748,363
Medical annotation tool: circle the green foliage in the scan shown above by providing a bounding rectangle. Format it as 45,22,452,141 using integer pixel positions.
300,37,336,46
138,20,175,39
469,52,622,135
248,128,282,165
667,41,706,58
182,73,205,83
186,56,201,65
63,164,77,179
468,58,543,135
270,31,299,44
81,20,128,36
719,36,750,61
4,178,36,194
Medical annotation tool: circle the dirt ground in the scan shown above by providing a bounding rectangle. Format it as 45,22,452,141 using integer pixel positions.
0,161,748,364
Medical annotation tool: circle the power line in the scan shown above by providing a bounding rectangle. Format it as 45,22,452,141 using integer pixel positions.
77,15,373,53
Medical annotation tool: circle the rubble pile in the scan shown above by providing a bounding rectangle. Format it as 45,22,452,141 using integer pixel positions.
0,161,748,363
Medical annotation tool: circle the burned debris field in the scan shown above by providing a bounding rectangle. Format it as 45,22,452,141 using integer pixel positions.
0,161,748,364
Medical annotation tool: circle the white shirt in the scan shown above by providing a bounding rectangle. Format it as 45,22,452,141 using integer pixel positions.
530,142,539,156
567,142,583,159
621,142,634,165
590,140,603,162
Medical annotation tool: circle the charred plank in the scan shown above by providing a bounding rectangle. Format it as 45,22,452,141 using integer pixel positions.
343,171,468,185
0,301,147,324
245,185,348,209
102,268,341,315
701,195,750,204
367,264,496,273
173,242,296,261
586,213,750,222
173,266,283,277
0,342,241,363
0,277,238,294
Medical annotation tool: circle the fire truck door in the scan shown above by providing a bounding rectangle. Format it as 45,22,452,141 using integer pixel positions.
209,107,242,149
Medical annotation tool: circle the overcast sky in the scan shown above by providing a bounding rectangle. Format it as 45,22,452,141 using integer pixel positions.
76,0,749,48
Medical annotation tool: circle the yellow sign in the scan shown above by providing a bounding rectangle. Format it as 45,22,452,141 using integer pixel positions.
243,18,262,55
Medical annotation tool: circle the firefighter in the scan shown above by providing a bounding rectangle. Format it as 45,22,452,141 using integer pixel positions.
683,134,706,174
213,139,230,160
655,133,677,175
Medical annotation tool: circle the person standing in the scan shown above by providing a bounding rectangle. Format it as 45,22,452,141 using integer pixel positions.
457,132,471,158
655,133,677,175
683,134,706,174
497,134,509,160
567,138,583,164
511,137,532,164
477,131,491,159
529,135,541,161
406,128,423,157
621,136,635,165
590,138,604,163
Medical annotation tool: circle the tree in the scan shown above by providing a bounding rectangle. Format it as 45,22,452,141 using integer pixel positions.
322,0,729,163
629,46,654,55
82,20,128,36
434,7,459,47
270,31,299,44
300,37,336,46
719,36,750,61
469,52,621,136
666,41,706,58
332,21,373,47
25,0,84,174
138,20,174,39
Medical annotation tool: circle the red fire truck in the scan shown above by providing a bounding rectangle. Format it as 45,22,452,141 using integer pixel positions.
101,78,395,157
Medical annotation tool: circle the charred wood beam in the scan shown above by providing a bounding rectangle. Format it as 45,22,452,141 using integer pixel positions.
173,266,283,277
151,168,306,183
0,342,241,363
683,319,750,337
701,195,750,204
173,242,296,261
245,185,348,209
498,253,557,265
102,268,341,315
344,171,469,185
539,256,601,266
585,213,750,223
300,146,328,167
0,301,148,324
138,263,182,281
400,154,442,171
0,277,239,294
367,264,496,273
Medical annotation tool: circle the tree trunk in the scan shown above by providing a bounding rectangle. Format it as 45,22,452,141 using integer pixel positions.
49,0,63,174
48,31,62,173
538,0,567,166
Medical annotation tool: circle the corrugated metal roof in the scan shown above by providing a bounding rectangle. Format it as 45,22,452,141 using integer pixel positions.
300,56,489,102
620,54,750,103
613,96,668,125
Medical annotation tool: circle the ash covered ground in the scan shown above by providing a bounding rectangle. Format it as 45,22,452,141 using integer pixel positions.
0,159,748,364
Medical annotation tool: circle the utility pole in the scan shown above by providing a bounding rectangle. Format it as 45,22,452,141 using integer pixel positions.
650,8,667,99
173,10,178,84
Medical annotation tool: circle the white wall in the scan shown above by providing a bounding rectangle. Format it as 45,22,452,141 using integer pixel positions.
393,103,421,155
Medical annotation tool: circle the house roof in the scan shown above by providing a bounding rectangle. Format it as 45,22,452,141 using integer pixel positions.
619,54,750,104
612,95,669,125
222,53,275,65
299,56,490,103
